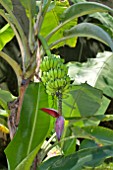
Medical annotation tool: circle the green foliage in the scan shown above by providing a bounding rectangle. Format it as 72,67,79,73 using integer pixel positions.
60,2,113,22
0,88,13,110
64,23,113,51
0,0,13,11
63,83,102,119
47,2,113,49
89,12,113,38
79,126,113,147
0,89,13,134
5,83,52,170
0,24,14,50
68,52,113,98
0,0,113,169
38,144,113,170
40,0,78,48
83,162,113,170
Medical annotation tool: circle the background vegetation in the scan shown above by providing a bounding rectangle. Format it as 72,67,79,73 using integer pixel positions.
0,0,113,169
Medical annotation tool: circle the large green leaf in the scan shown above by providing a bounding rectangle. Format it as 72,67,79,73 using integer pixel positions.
61,84,105,155
80,126,113,149
61,122,76,155
94,95,110,116
89,12,113,38
0,24,15,50
60,2,113,22
63,23,113,51
64,95,110,121
72,126,113,147
38,144,113,170
41,0,77,48
0,0,13,11
68,52,113,98
94,55,113,98
62,83,102,118
5,83,52,170
47,2,113,49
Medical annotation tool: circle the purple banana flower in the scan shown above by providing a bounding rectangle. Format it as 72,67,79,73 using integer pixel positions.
41,108,60,118
55,116,64,141
41,108,64,141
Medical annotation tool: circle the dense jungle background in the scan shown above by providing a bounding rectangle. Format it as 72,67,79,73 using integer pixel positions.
1,0,113,169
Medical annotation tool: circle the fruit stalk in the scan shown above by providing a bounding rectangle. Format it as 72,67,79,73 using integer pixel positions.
57,92,62,115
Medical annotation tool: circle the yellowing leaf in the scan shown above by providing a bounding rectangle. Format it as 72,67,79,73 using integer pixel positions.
0,124,9,134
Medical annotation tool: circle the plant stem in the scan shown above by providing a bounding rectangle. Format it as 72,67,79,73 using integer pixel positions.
42,133,56,151
58,92,62,115
34,0,43,35
38,34,52,57
41,136,77,161
49,36,71,49
0,2,31,69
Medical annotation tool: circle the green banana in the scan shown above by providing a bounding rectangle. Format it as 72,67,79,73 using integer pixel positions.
46,71,51,80
45,59,50,70
57,79,62,87
41,77,46,84
60,64,65,69
40,60,47,71
56,63,62,69
50,81,56,89
53,58,59,68
62,94,69,99
63,84,70,91
60,58,64,63
43,71,47,77
60,71,65,78
54,80,59,89
62,88,70,94
47,81,54,89
49,69,55,79
65,76,70,82
60,79,65,86
46,84,55,94
40,54,71,97
46,90,51,95
57,69,62,78
53,69,58,79
60,64,68,74
49,58,54,68
44,76,49,84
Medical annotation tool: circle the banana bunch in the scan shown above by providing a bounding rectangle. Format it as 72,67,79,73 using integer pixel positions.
40,56,64,72
40,55,70,97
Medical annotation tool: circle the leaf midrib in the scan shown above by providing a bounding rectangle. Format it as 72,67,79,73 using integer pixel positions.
27,84,40,155
94,54,113,86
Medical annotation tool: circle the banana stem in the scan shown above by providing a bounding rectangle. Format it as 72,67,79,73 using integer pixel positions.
58,92,62,115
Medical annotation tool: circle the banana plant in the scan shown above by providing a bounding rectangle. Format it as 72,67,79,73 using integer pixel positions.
0,0,113,169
